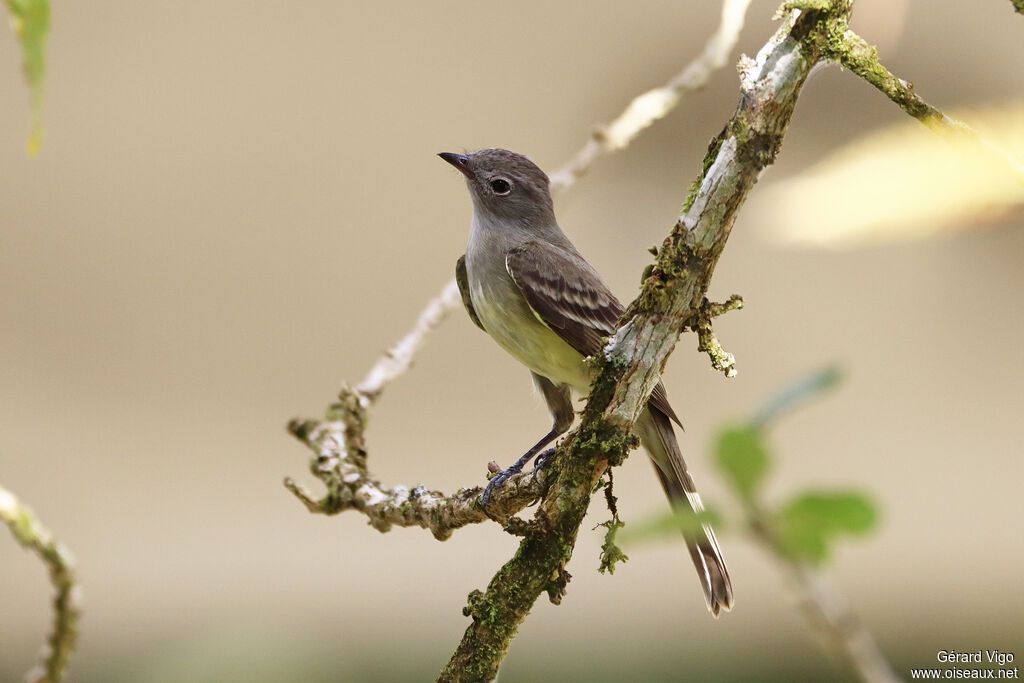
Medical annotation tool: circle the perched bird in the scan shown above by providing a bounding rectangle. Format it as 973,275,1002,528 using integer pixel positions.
440,148,733,616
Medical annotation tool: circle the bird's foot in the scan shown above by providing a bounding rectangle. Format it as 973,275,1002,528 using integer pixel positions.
530,448,556,484
481,462,525,514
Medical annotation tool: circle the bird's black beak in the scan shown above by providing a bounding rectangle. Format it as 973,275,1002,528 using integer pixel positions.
438,152,474,179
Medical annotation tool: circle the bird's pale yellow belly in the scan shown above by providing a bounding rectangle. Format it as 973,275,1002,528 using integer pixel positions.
471,279,592,392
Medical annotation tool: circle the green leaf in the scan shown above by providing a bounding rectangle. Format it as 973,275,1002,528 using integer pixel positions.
714,424,770,500
775,491,878,564
6,0,50,155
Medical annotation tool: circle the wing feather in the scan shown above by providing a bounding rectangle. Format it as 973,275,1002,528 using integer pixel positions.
505,242,682,427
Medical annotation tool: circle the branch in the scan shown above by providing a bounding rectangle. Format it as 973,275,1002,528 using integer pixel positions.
1012,0,1023,14
439,4,853,679
797,9,1024,183
0,482,80,683
284,387,543,540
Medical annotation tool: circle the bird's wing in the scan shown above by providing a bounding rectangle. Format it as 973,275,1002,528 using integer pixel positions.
505,241,681,427
505,242,620,357
455,254,486,332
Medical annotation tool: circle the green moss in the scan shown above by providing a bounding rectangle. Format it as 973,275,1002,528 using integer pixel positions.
681,177,702,213
727,112,751,143
779,0,831,10
640,263,655,285
545,567,571,603
463,589,484,617
287,418,313,441
682,131,727,214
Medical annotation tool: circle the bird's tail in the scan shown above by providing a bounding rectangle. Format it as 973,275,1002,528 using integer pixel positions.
635,406,734,616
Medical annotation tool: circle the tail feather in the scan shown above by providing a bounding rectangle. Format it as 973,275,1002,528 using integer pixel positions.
636,406,734,616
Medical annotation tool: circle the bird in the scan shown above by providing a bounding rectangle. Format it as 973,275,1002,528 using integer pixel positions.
440,148,733,616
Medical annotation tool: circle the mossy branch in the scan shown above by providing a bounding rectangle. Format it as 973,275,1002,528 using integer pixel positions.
0,482,80,683
791,6,1024,182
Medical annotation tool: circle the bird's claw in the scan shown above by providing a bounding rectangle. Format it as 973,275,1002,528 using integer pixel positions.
481,463,524,513
480,447,559,517
530,448,556,484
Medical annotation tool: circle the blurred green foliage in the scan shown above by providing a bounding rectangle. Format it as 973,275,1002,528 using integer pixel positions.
712,365,878,565
774,492,877,563
621,366,878,566
714,424,770,499
5,0,49,154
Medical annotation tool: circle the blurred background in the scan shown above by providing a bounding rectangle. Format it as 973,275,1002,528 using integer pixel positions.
2,0,1022,680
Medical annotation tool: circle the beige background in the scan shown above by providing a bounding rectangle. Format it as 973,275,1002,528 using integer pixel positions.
1,1,1022,681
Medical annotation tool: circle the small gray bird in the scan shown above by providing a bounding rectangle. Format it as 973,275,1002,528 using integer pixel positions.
440,148,733,616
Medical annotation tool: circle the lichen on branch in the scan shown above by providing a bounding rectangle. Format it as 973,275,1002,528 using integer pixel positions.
692,295,744,378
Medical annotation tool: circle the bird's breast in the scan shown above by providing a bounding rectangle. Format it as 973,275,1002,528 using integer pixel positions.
470,275,591,392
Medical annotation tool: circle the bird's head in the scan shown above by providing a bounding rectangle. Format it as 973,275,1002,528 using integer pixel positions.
439,148,555,226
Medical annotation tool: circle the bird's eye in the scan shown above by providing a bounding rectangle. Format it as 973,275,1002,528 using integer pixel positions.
489,178,512,195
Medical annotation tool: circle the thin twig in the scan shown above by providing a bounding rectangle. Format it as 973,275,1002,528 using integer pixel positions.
548,0,754,192
356,279,461,404
0,482,80,683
